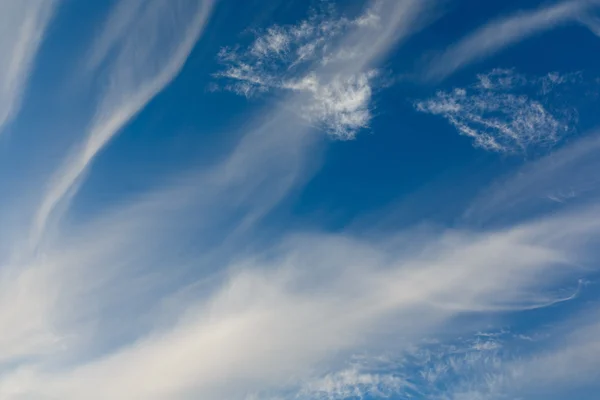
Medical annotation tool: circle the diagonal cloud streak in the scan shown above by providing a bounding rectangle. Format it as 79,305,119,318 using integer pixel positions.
0,0,56,135
425,0,600,81
30,0,215,250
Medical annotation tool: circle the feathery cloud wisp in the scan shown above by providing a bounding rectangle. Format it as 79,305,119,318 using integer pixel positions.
0,0,56,134
425,0,600,81
0,205,598,399
413,308,600,400
415,69,581,153
215,0,433,139
214,6,380,139
30,0,215,249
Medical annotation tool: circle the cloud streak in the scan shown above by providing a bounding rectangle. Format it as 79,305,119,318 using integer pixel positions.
425,0,600,80
4,125,600,397
0,0,56,134
464,129,600,226
1,196,599,399
30,0,215,250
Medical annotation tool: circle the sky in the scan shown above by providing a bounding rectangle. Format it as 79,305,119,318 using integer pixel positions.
1,0,600,399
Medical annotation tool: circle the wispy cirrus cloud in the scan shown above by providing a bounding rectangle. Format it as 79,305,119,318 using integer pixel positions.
463,128,600,226
412,307,600,400
30,0,215,249
214,0,432,139
293,365,412,400
2,1,600,399
214,5,378,139
0,0,56,134
0,205,598,399
504,312,600,399
425,0,600,81
0,1,451,398
415,69,583,153
579,13,600,34
4,127,599,397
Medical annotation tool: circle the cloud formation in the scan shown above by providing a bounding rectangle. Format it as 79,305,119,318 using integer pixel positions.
415,69,581,153
404,308,600,400
1,206,598,399
8,126,600,398
464,129,600,225
0,2,449,399
1,1,600,399
30,0,215,249
0,0,56,134
214,1,428,139
425,0,600,80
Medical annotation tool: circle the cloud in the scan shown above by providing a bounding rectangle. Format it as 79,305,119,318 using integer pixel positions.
282,70,378,139
5,123,600,398
0,260,64,366
214,7,358,96
214,0,433,139
425,132,600,397
0,0,56,134
30,0,215,250
415,69,581,153
1,207,599,399
294,366,411,400
0,2,444,398
214,5,377,138
463,128,600,225
579,13,600,35
410,308,600,400
506,314,600,395
2,1,600,399
425,0,600,80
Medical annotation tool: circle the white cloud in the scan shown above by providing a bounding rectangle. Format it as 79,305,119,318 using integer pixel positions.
415,70,580,153
0,0,56,134
0,261,64,366
295,366,411,400
413,308,600,400
30,0,215,250
425,0,600,80
283,71,378,139
0,208,598,399
4,126,600,397
215,9,352,95
507,314,600,393
0,3,441,398
214,6,374,138
579,13,600,35
463,128,600,224
214,0,432,139
2,1,600,399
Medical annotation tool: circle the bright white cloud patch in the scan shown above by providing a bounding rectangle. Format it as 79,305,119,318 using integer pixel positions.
415,69,582,153
214,5,384,139
283,70,378,138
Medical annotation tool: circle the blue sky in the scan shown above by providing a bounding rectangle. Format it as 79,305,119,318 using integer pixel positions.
1,0,600,399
